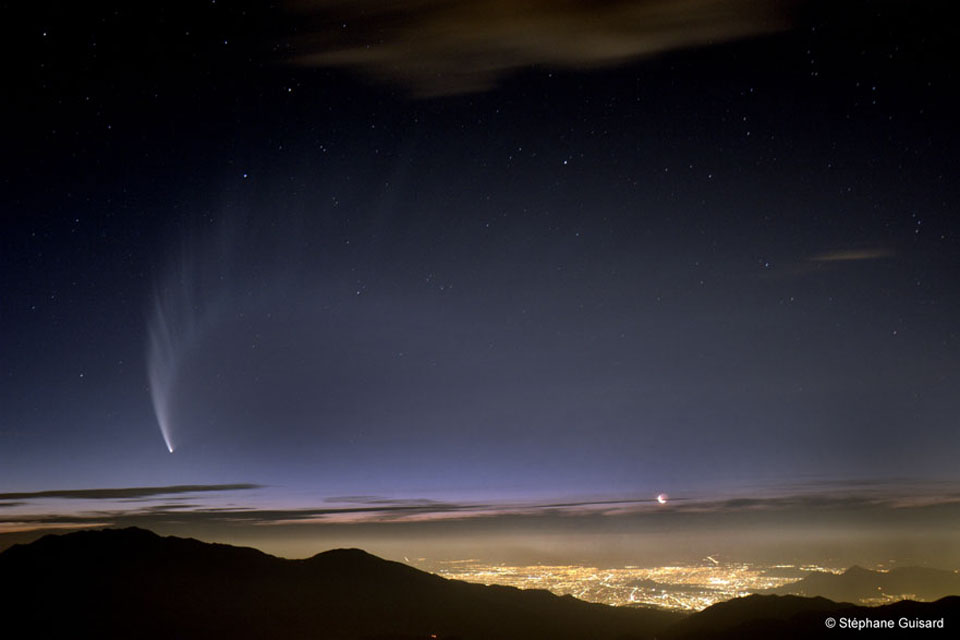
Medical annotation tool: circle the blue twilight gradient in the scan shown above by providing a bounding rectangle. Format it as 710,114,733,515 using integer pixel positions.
1,1,958,563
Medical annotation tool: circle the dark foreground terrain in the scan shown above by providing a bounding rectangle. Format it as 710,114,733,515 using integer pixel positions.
762,564,960,603
1,528,956,639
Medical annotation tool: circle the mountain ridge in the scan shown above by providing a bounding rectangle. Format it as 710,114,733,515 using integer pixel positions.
0,527,679,639
665,593,958,639
2,527,957,639
762,563,960,604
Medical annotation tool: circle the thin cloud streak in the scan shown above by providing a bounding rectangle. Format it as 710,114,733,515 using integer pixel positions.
809,248,894,262
0,484,263,501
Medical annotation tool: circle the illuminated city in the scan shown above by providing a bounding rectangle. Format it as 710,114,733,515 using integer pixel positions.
427,560,844,610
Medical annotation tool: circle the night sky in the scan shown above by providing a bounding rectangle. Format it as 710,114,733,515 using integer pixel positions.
2,1,959,565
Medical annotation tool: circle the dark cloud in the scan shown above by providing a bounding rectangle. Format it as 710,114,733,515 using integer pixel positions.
286,0,789,95
0,502,478,530
323,495,455,506
714,495,884,511
0,484,263,501
5,486,958,534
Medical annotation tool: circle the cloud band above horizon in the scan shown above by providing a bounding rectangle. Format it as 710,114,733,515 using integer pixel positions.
0,484,263,501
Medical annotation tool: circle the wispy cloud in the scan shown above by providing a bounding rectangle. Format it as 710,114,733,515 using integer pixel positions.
809,248,894,262
3,481,958,537
0,484,262,501
0,521,113,534
286,0,789,95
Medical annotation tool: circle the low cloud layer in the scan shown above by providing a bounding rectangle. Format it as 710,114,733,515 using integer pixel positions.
286,0,789,95
0,484,262,502
4,481,959,566
3,481,958,532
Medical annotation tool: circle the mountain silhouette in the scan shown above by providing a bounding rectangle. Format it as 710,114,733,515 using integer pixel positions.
665,593,959,639
764,564,960,603
3,528,957,639
0,527,679,639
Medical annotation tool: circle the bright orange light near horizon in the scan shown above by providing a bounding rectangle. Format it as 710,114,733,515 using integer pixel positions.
657,493,668,505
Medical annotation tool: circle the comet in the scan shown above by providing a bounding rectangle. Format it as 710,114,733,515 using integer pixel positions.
145,214,363,454
146,241,208,454
147,285,184,454
145,217,291,453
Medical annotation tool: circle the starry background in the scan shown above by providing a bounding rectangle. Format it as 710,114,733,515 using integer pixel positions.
1,1,959,563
